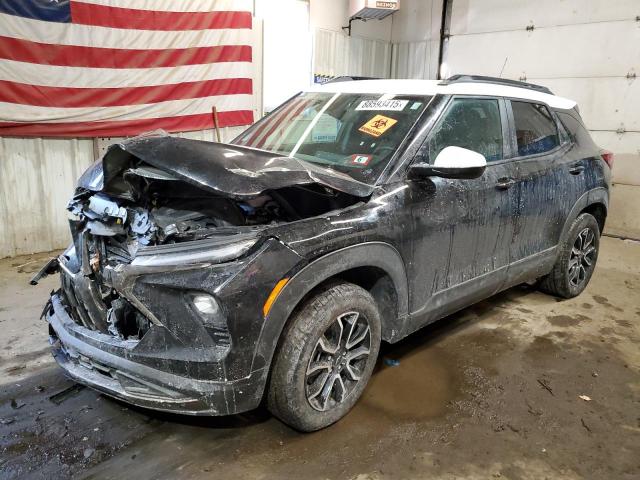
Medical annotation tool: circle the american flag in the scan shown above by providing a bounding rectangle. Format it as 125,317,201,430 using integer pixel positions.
0,0,254,137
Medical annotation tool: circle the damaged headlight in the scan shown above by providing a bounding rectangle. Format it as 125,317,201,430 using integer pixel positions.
130,234,259,268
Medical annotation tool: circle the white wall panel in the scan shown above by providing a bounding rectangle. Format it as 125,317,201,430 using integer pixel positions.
450,0,639,35
391,0,442,43
313,28,392,78
0,138,94,258
607,183,640,239
389,0,442,80
443,20,639,80
538,77,639,133
391,40,440,79
256,0,311,111
590,131,640,187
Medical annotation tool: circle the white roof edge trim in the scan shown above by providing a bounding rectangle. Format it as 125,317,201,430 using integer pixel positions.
306,79,577,110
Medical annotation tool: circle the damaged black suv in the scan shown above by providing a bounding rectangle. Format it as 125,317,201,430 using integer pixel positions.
35,76,612,431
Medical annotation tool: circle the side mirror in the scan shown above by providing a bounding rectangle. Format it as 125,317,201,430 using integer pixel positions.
409,146,487,180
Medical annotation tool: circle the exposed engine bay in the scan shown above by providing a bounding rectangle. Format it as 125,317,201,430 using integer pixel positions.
68,162,359,266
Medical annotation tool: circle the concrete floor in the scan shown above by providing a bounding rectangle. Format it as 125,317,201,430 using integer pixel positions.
1,236,639,479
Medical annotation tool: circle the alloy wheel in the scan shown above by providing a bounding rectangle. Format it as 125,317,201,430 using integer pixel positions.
568,227,597,287
305,311,371,412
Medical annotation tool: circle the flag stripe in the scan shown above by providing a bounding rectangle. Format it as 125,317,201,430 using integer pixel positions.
0,13,253,49
0,94,254,123
70,2,252,31
0,36,251,68
0,110,253,137
0,78,252,108
77,0,254,12
0,59,253,88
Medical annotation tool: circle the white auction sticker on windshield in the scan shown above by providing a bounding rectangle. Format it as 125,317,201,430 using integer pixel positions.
355,99,408,111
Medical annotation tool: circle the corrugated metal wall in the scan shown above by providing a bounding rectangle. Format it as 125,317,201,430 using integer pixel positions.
0,137,94,258
313,28,392,78
0,126,247,258
391,40,439,79
389,0,442,80
442,0,640,238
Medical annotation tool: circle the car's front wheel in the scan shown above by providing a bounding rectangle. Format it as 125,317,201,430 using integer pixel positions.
268,282,381,431
539,212,600,298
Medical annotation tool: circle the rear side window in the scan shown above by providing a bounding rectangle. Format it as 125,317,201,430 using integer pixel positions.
426,98,504,162
511,101,559,156
557,111,594,148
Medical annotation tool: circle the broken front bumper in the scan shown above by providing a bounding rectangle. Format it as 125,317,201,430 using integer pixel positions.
44,236,303,416
47,294,268,415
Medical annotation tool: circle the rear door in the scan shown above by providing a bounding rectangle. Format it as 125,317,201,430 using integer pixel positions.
504,99,579,284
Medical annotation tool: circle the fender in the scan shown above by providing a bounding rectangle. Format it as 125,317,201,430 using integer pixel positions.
250,242,409,373
559,187,609,244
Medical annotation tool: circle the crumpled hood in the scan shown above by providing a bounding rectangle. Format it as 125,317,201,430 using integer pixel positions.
79,135,373,198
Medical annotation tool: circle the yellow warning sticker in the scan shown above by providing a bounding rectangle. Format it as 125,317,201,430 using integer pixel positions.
358,114,397,137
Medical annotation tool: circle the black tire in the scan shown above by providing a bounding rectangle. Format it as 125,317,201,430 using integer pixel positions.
539,213,600,298
268,282,381,432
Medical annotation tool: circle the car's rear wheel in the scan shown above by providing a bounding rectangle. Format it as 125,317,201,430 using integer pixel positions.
539,213,600,298
268,282,381,431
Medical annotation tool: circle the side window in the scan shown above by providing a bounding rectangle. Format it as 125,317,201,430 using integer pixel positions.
426,98,504,162
558,111,592,146
511,101,559,156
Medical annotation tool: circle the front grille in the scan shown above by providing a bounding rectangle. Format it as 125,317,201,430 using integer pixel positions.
60,270,95,330
59,268,149,340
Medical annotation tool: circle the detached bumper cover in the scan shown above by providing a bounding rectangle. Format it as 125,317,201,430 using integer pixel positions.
47,294,268,415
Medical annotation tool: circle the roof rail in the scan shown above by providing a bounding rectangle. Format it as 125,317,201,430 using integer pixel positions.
439,75,553,95
325,76,379,83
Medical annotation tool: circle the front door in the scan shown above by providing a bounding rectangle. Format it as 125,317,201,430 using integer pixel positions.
404,96,518,330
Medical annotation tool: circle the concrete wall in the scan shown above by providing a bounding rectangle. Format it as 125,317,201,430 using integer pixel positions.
441,0,640,239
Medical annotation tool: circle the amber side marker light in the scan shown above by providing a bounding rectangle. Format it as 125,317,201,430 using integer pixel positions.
263,278,289,318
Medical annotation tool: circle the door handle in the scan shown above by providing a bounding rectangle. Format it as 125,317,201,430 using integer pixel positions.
569,164,585,175
496,177,515,189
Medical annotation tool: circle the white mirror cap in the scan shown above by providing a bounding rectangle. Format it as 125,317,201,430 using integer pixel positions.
433,146,487,169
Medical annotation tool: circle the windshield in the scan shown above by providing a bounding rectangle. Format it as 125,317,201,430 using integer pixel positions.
232,92,432,185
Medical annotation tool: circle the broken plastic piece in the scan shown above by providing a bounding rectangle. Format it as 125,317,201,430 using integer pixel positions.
30,257,60,285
